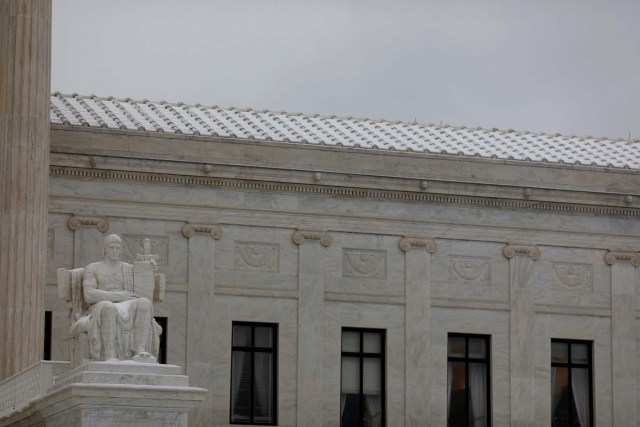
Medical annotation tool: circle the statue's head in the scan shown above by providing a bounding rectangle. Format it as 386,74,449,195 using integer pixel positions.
103,234,123,262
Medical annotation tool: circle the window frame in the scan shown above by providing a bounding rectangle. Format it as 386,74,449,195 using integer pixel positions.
447,332,491,427
230,321,278,426
340,327,386,427
550,338,593,427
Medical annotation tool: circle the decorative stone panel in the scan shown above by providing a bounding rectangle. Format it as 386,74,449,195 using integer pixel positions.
122,235,169,266
234,242,279,273
552,262,593,290
342,249,386,279
448,255,490,284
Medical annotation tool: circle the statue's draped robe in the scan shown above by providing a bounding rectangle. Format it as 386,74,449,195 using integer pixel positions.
84,264,162,360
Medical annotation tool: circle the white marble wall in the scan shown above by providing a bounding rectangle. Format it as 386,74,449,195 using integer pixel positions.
44,151,640,426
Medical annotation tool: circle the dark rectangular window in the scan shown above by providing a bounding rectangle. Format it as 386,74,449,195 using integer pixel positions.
154,316,168,364
551,339,593,427
340,328,385,427
447,333,491,427
43,311,52,361
230,322,277,425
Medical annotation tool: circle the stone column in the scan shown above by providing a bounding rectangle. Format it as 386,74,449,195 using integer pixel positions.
0,0,52,381
67,216,109,268
293,230,331,427
503,243,540,426
183,223,221,426
605,249,639,427
400,237,437,426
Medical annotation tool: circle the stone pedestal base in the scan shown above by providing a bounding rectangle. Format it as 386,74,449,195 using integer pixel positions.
0,362,206,427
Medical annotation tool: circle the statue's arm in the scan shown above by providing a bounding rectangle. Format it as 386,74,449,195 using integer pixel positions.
83,264,136,304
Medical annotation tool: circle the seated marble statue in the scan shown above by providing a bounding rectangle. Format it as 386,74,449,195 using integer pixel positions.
82,234,162,362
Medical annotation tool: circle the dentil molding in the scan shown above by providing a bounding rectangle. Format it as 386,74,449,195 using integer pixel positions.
503,244,540,260
292,230,331,247
399,237,437,253
604,249,640,267
67,215,109,232
182,223,222,239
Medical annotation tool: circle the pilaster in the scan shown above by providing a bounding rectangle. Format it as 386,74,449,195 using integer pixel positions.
400,237,437,426
67,215,109,268
183,223,221,426
293,229,330,426
605,249,639,427
0,0,52,380
503,243,540,426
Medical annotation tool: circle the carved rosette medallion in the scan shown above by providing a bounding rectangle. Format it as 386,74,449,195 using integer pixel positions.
234,242,279,273
292,230,331,247
503,244,540,260
343,249,387,279
604,250,640,267
122,235,169,266
399,237,437,253
552,262,593,290
182,223,222,239
67,215,109,232
449,256,490,283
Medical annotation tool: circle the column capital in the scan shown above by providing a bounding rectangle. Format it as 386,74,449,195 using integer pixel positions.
67,215,109,232
503,244,540,260
182,223,222,239
605,249,640,267
292,230,331,247
399,237,437,253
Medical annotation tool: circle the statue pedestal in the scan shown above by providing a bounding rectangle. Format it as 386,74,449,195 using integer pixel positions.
0,362,206,427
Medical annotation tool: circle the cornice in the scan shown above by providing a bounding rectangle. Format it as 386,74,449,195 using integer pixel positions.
182,223,222,239
67,215,109,232
503,244,541,260
605,249,640,267
49,166,640,218
292,230,332,247
399,237,438,253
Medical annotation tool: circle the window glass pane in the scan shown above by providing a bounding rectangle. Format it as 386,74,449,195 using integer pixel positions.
363,332,381,354
571,368,590,427
448,361,467,427
255,326,273,348
448,336,465,358
468,363,487,427
551,367,569,426
253,352,274,424
230,351,251,423
363,358,381,395
342,331,360,353
233,325,252,347
571,343,588,364
468,338,486,359
341,356,360,394
551,342,568,364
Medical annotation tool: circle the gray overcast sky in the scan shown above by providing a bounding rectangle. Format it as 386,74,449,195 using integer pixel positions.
52,0,640,140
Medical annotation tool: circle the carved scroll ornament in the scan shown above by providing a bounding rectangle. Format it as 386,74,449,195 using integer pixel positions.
399,237,437,253
605,250,640,267
67,215,109,232
292,230,331,247
503,244,540,260
182,223,222,239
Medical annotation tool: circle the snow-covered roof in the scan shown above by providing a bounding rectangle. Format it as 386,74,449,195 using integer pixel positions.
50,93,640,170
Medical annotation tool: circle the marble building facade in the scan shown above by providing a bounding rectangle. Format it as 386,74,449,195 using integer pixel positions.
43,94,640,426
